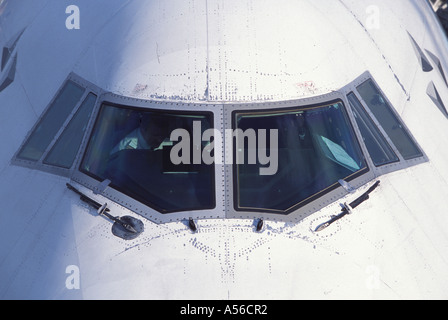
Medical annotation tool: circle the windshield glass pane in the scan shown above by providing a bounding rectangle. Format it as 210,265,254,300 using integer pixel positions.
17,80,85,161
80,103,215,213
234,101,367,213
356,79,423,160
44,93,97,168
347,92,399,166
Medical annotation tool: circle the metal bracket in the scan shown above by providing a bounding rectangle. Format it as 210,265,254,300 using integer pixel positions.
338,179,356,193
93,179,111,195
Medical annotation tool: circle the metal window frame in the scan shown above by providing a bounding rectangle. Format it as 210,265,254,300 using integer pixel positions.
12,73,102,177
224,90,375,223
344,71,428,177
347,92,400,167
43,92,98,169
11,71,428,225
71,91,226,224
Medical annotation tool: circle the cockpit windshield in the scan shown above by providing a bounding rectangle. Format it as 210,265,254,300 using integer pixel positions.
80,103,215,213
234,101,368,213
12,72,426,223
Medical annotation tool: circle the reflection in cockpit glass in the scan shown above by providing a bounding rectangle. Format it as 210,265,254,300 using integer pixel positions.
234,101,367,213
80,103,215,213
356,79,423,160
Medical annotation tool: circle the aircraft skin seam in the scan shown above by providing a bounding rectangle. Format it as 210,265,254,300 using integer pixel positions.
337,0,410,100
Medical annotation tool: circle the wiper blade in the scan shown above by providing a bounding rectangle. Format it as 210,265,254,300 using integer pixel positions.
66,183,110,213
315,180,381,232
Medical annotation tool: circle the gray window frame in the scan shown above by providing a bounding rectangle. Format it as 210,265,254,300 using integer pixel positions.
11,71,428,225
344,72,427,177
77,101,217,215
224,90,376,223
12,73,102,177
70,92,226,224
347,92,400,167
43,92,98,169
231,99,370,215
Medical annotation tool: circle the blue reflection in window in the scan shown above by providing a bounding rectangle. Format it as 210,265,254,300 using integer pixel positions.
234,101,367,213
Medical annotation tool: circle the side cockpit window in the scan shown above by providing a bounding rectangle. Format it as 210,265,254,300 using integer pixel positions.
347,92,399,166
43,92,97,168
17,80,85,161
356,79,423,160
14,77,97,174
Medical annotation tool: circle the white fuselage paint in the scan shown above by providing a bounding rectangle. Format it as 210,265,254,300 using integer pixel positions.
0,0,448,299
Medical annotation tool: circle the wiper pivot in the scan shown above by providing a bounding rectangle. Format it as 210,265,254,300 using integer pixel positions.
66,183,144,240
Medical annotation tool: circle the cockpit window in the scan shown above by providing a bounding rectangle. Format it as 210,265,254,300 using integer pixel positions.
13,72,427,224
17,80,85,161
80,103,215,213
44,93,97,168
356,79,423,160
347,92,399,166
234,101,368,213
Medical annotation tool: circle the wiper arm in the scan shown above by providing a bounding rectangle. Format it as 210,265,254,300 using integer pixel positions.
315,180,381,232
66,182,110,213
66,183,144,239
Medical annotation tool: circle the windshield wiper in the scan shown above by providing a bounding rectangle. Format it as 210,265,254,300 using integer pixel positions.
315,180,380,232
66,182,110,212
66,183,144,239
